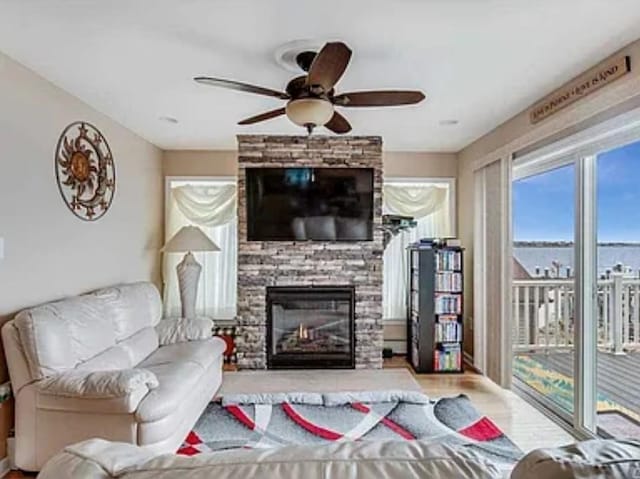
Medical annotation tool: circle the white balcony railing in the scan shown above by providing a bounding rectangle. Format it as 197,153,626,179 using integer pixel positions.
513,273,640,352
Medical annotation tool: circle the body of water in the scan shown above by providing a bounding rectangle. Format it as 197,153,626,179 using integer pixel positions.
514,245,640,277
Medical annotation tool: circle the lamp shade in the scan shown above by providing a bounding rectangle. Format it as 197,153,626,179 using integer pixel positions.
162,226,220,253
285,98,334,127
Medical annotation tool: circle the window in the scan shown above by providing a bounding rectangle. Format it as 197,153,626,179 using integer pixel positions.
164,178,237,319
382,179,455,320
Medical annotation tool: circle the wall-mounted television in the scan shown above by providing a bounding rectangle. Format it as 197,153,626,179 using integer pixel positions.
246,167,374,241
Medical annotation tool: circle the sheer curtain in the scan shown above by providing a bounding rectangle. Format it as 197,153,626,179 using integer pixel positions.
164,181,237,319
383,182,453,320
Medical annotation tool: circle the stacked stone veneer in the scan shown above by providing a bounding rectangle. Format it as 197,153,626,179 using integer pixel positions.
236,135,384,369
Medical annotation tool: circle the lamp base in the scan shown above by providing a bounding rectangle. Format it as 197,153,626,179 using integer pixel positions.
177,252,201,320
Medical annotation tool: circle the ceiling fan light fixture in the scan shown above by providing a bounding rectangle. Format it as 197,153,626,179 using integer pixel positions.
195,41,426,134
285,98,334,128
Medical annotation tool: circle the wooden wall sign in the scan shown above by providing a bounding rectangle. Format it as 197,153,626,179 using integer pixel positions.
529,55,631,124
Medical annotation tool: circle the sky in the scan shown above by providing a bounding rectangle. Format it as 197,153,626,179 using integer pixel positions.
513,140,640,242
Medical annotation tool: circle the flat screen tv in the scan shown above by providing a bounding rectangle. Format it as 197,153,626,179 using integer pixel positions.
246,167,374,241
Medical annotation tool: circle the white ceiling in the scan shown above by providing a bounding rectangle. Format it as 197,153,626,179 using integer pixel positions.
1,1,640,151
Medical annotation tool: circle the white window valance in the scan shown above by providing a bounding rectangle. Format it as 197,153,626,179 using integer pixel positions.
171,184,237,227
383,184,448,219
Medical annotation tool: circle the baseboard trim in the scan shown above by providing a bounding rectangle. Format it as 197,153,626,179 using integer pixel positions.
463,352,481,373
0,457,10,478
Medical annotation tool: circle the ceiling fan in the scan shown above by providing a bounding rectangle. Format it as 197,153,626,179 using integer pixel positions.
194,41,426,134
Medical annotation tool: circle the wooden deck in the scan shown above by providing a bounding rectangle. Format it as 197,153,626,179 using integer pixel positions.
515,350,640,436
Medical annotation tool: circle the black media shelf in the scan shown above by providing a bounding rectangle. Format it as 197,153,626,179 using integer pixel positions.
406,244,464,374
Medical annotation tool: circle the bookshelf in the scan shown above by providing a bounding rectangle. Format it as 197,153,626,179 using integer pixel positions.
407,244,464,373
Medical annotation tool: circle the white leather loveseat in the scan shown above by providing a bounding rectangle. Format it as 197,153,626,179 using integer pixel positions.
2,282,226,471
39,438,506,479
39,437,640,479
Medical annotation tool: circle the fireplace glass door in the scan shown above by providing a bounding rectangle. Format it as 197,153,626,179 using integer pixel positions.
267,287,355,369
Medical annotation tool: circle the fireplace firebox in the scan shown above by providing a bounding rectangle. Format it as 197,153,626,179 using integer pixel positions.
266,286,355,369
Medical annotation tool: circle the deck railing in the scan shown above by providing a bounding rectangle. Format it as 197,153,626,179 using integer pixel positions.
513,273,640,352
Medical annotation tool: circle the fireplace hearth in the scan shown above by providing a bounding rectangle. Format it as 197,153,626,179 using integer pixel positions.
267,286,355,369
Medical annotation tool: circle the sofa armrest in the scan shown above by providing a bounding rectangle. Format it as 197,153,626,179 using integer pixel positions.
40,438,158,479
38,368,159,399
511,439,640,479
155,317,213,346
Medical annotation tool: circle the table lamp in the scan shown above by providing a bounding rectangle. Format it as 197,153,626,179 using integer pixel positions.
162,225,220,319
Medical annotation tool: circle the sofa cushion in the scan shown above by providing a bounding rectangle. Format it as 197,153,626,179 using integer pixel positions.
93,283,163,341
133,339,224,424
77,345,134,372
511,439,640,479
134,360,204,423
76,327,158,373
15,295,117,379
155,318,213,346
141,338,225,371
119,327,160,366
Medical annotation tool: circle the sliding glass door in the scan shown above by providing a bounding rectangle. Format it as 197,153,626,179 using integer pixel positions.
512,164,577,421
512,131,640,440
594,142,640,439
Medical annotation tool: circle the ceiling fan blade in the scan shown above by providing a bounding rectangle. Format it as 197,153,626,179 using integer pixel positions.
238,108,286,125
324,111,352,134
334,90,425,107
194,77,289,100
306,42,352,92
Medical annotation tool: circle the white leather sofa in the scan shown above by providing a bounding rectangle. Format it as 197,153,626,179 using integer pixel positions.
38,437,640,479
38,438,506,479
2,282,226,471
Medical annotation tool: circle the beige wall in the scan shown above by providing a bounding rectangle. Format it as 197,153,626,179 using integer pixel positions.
457,38,640,361
383,152,457,178
163,149,457,179
164,150,236,177
0,52,163,377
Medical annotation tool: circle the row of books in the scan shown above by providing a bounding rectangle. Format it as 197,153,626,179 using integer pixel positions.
434,343,462,372
434,316,462,342
435,272,462,292
435,293,462,314
436,250,462,271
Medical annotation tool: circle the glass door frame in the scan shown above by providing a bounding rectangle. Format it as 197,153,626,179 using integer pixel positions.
511,157,582,430
574,156,597,436
512,107,640,436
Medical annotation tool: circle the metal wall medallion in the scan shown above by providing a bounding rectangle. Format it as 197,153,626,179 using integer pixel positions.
55,121,116,221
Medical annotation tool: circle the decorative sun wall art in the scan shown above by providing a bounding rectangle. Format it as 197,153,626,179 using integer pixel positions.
54,121,116,221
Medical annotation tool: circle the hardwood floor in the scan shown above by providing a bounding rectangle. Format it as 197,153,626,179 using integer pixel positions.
384,356,576,452
5,358,575,477
6,472,33,478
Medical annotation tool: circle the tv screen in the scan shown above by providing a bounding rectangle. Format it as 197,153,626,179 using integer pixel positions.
246,167,374,241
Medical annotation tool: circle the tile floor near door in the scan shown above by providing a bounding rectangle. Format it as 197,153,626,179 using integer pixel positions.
7,359,575,477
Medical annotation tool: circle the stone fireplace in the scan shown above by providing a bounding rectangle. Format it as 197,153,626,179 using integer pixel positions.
236,135,383,369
